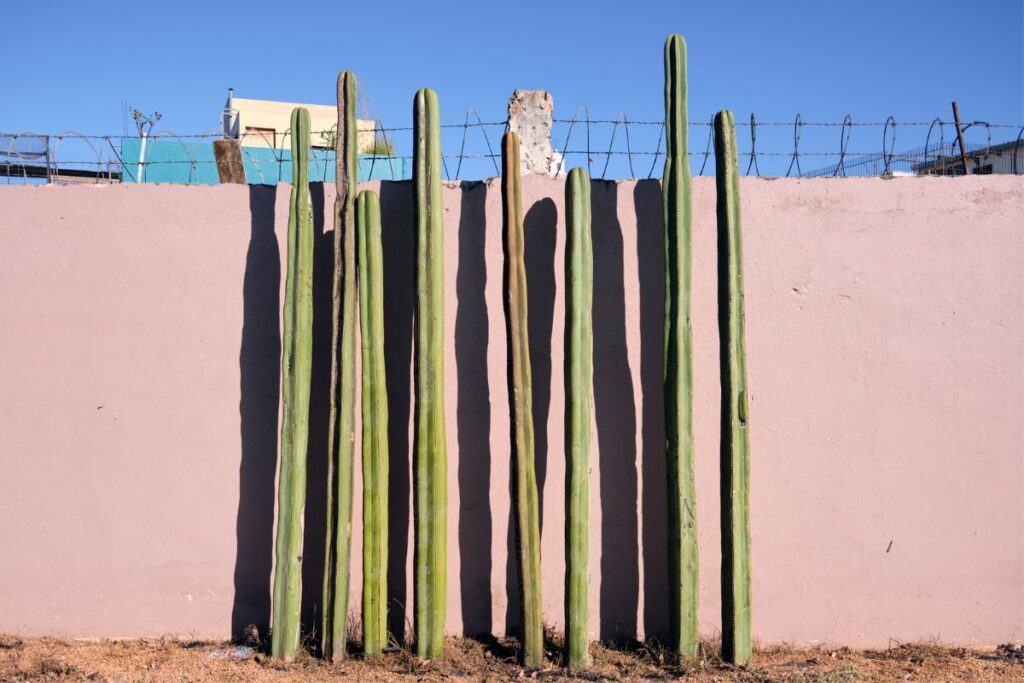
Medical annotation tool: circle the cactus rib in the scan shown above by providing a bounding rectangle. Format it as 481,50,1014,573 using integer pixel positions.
357,190,390,656
502,131,544,668
565,167,593,670
413,86,448,660
271,107,314,661
663,34,699,658
714,110,752,666
323,70,358,662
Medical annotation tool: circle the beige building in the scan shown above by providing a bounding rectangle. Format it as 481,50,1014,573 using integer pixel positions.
221,89,376,151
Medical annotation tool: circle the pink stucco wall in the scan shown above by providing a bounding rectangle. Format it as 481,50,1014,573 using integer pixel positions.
0,176,1020,647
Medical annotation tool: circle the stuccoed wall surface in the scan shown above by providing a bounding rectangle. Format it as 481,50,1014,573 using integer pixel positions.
0,176,1020,646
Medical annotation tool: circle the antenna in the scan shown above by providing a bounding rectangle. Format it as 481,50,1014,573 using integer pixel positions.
128,107,161,138
127,107,161,182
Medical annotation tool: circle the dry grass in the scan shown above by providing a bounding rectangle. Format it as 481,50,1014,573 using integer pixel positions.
0,633,1021,682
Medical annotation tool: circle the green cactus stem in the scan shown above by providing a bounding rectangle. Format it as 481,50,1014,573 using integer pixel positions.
413,86,448,661
564,166,593,670
357,190,390,657
502,131,544,668
663,34,699,658
271,107,314,662
714,109,752,666
323,70,358,663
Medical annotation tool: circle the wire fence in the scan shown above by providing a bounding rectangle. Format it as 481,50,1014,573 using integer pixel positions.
3,113,1022,184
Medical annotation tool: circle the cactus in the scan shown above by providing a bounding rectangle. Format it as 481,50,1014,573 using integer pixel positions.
357,190,390,656
501,131,544,668
714,110,752,666
270,107,314,661
662,34,699,658
564,167,593,670
413,86,448,660
322,70,358,662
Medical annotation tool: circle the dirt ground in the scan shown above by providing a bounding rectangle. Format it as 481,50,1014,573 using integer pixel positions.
1,634,1021,682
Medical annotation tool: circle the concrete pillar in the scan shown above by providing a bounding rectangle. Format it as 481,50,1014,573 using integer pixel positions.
507,90,562,176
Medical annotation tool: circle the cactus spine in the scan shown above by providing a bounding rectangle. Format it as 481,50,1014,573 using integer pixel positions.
413,86,448,660
564,167,592,670
501,131,544,668
714,110,752,666
271,107,314,661
357,190,390,657
322,70,358,662
662,34,699,658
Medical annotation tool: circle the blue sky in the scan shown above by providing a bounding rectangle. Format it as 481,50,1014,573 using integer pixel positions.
3,0,1022,177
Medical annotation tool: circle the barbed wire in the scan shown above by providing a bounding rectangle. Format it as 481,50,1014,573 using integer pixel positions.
552,118,1020,128
3,114,1021,184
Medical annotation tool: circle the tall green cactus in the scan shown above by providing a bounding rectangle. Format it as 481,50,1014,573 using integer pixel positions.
662,34,699,658
323,70,358,662
413,86,447,660
564,167,592,670
357,190,390,657
501,131,544,668
714,110,752,666
271,107,314,662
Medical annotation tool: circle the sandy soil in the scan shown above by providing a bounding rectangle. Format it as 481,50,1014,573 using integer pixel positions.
1,634,1021,682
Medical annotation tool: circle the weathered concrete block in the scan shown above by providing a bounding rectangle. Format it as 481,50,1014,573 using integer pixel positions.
507,90,561,176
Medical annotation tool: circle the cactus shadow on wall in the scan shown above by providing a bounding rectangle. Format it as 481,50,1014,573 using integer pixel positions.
526,199,557,535
378,180,416,645
300,182,333,646
635,179,670,642
231,179,668,645
504,197,557,636
232,185,281,643
455,180,493,637
591,180,640,641
232,183,335,648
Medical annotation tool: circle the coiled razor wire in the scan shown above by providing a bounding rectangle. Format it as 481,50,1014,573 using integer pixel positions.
621,112,635,178
647,122,664,179
378,120,399,182
785,114,803,177
960,120,992,159
3,116,1022,183
746,113,760,176
698,117,714,176
924,118,946,168
599,112,621,179
453,108,500,180
882,117,896,175
593,111,637,179
834,115,852,177
366,119,400,182
554,106,591,177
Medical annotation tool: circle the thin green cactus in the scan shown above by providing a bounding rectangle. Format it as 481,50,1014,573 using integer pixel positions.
502,131,544,668
564,166,593,670
357,190,390,657
714,109,752,666
663,34,699,658
271,107,314,662
323,70,358,662
413,86,448,661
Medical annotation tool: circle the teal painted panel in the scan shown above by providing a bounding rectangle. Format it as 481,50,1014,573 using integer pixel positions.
119,139,406,184
119,138,219,184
